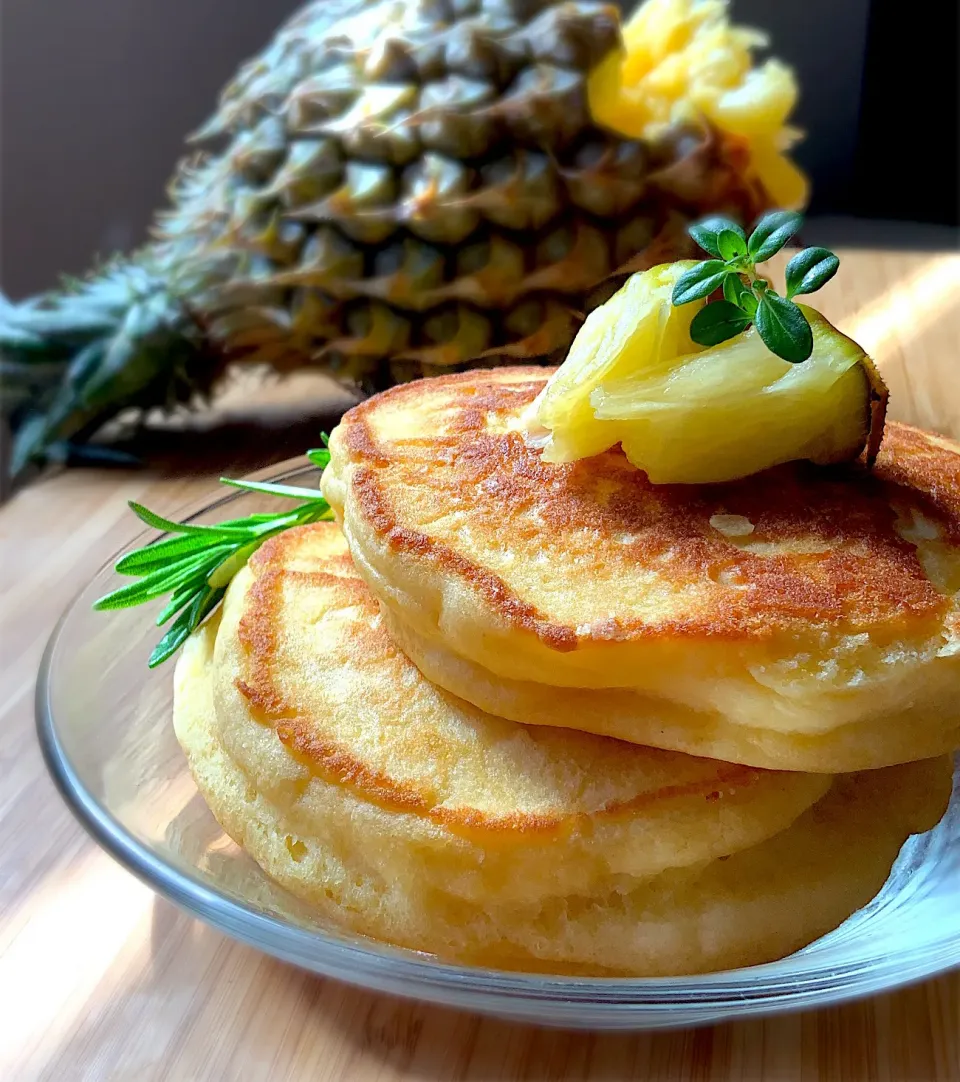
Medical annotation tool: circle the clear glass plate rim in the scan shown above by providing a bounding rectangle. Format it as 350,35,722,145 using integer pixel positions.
34,456,960,1018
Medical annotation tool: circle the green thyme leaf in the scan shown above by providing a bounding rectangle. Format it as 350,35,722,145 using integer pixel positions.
740,291,759,317
689,217,745,258
755,292,814,362
747,210,803,263
671,260,731,306
722,274,753,309
675,209,834,368
785,247,841,298
689,301,753,347
717,229,748,263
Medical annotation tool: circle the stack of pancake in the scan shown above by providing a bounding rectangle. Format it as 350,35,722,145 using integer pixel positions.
175,368,960,976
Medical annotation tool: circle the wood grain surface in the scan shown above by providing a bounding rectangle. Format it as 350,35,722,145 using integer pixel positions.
1,249,959,1081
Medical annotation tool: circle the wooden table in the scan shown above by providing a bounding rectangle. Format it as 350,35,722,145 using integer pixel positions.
2,249,959,1081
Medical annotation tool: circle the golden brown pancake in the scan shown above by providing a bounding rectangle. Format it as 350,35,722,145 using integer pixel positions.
172,522,952,975
323,368,960,771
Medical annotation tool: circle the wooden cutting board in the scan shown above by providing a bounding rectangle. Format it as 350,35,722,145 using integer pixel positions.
1,248,958,1081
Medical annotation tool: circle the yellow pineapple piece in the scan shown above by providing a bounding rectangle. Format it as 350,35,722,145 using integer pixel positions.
709,61,796,137
748,133,809,209
590,308,887,484
588,0,809,208
529,262,705,462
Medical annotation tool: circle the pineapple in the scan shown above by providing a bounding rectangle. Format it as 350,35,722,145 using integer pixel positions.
588,0,807,208
0,0,804,480
596,309,884,483
530,259,704,461
530,262,887,485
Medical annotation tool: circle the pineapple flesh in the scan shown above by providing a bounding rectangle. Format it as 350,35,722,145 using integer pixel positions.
531,266,886,485
1,0,803,479
587,0,808,209
530,260,704,461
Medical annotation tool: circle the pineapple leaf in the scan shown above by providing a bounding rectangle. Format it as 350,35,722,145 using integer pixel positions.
1,258,213,483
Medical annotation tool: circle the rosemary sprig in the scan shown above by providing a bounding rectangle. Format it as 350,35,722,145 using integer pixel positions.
94,442,333,667
671,211,840,363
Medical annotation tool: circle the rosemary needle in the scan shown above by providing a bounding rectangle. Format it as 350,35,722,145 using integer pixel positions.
94,442,333,667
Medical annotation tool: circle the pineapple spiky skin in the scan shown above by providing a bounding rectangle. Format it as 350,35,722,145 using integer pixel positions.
1,0,788,480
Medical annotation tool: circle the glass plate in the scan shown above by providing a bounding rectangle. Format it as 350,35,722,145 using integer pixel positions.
37,459,960,1030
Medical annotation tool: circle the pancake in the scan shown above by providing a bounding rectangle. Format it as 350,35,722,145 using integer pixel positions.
172,521,952,975
323,368,960,772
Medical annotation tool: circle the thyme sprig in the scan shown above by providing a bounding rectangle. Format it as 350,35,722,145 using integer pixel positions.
672,211,840,362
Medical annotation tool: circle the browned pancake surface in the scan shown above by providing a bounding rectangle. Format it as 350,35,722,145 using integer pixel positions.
228,523,819,836
333,367,958,649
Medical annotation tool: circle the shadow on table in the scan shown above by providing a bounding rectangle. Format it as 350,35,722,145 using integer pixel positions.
5,372,361,499
103,405,352,479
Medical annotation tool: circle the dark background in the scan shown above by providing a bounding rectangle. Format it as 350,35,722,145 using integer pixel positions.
1,0,957,299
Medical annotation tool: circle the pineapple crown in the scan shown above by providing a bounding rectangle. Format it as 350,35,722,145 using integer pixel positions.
0,260,216,480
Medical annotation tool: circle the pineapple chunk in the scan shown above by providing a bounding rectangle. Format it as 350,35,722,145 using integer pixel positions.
588,0,809,208
590,308,885,484
529,262,705,462
748,133,809,210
